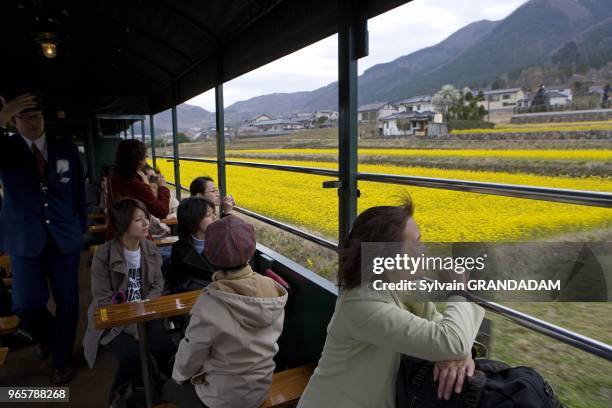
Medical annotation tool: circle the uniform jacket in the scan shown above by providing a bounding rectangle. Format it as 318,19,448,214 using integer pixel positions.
0,132,86,256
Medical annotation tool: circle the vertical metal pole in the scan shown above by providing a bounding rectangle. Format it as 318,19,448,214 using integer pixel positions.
215,53,227,199
141,119,145,143
150,114,157,169
86,114,97,181
337,0,363,245
171,85,182,200
136,322,154,408
131,123,135,139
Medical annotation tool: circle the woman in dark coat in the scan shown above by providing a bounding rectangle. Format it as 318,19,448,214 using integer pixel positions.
167,196,216,293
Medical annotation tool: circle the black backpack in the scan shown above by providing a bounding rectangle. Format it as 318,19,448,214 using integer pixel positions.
396,356,564,408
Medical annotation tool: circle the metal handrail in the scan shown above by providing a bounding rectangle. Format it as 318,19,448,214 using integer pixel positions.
358,172,612,208
160,155,612,208
166,180,340,252
161,156,612,361
233,206,339,252
478,299,612,361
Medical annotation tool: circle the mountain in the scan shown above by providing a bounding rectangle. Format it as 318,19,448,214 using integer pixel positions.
170,0,612,128
393,0,612,99
223,18,500,122
146,104,216,134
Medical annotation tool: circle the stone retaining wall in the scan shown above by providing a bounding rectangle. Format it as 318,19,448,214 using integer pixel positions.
510,109,612,124
430,130,612,141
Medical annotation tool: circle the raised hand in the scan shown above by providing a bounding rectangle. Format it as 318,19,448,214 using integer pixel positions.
0,94,39,127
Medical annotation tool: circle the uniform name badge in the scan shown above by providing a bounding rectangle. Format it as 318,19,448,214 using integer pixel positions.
57,159,70,182
56,159,69,174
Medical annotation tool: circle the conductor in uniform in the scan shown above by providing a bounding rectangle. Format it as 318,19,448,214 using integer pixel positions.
0,93,87,384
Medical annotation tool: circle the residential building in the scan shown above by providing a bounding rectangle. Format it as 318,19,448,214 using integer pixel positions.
358,102,398,132
381,111,439,137
247,114,273,125
252,118,304,132
397,95,436,113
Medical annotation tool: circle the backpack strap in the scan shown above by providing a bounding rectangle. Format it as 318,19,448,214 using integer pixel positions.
464,370,486,408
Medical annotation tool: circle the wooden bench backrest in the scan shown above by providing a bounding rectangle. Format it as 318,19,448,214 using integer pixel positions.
0,315,19,336
89,218,177,233
0,255,10,272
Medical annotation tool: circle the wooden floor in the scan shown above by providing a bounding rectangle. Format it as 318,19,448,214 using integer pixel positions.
0,251,116,408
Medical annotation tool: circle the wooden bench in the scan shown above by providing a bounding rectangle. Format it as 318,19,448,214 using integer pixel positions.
88,213,106,221
89,218,178,234
0,255,10,272
95,290,202,408
0,347,8,367
153,364,315,408
0,315,19,336
90,236,179,255
261,365,315,408
96,290,314,408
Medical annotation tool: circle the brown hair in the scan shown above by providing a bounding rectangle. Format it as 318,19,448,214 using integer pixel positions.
177,196,216,240
114,139,147,178
110,198,150,239
337,197,414,289
189,176,215,196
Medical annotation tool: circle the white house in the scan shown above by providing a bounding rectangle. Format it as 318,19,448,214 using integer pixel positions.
247,114,273,125
478,88,525,111
252,118,304,132
397,95,436,113
547,86,573,101
381,111,437,137
314,110,338,120
546,91,572,106
358,102,398,133
292,113,316,128
517,93,532,109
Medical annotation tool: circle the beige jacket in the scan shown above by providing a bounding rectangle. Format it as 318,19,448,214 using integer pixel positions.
297,288,485,408
83,239,164,368
172,265,288,408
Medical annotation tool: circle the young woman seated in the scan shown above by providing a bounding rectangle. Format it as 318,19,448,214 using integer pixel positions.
166,196,217,293
163,216,288,408
83,198,176,407
189,176,235,217
106,139,170,240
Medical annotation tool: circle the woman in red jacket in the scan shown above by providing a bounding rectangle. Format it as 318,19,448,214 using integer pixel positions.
106,139,170,240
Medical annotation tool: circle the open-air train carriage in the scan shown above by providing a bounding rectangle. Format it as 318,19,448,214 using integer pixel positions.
1,0,611,407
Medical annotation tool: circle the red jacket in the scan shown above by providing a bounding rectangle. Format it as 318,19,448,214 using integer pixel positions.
106,172,170,240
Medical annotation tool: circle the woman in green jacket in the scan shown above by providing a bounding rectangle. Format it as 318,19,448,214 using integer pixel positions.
298,198,485,408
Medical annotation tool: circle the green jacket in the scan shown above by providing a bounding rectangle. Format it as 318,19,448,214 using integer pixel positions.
298,288,485,408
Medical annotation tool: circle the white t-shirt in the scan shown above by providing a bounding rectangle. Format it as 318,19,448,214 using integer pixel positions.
124,247,142,302
192,235,205,255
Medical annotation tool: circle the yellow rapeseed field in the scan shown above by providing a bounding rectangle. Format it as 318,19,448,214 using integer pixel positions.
155,158,612,242
451,122,612,134
228,148,612,161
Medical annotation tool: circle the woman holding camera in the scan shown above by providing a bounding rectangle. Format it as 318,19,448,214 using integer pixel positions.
105,140,170,240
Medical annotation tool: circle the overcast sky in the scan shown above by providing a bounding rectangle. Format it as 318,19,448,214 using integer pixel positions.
186,0,530,111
